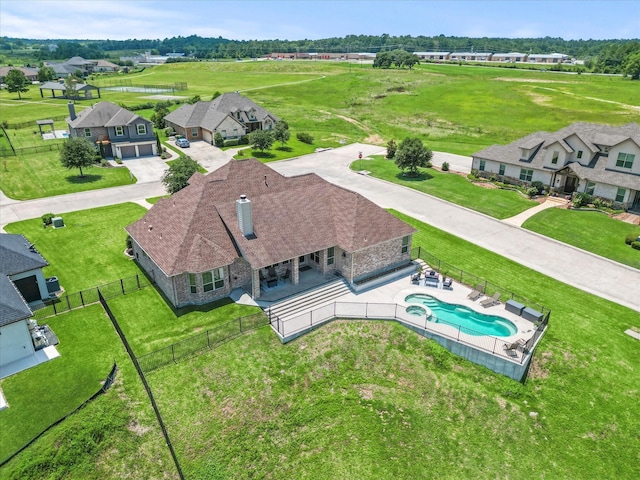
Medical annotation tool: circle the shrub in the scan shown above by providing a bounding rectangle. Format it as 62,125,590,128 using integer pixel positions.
625,233,639,245
386,139,397,159
441,161,449,171
632,241,640,251
164,127,175,136
531,180,545,194
572,192,592,208
489,173,498,182
469,169,480,179
41,213,55,226
592,198,612,209
214,132,224,148
238,135,249,145
224,139,239,147
526,186,539,197
125,235,133,250
296,132,314,144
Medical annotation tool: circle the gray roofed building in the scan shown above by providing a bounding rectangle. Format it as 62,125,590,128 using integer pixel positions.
472,122,640,210
126,158,416,307
164,92,279,144
39,80,101,100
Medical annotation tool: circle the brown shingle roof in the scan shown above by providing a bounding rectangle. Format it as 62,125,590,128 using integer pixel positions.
127,159,415,275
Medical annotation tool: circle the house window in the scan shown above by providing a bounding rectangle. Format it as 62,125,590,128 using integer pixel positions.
585,181,596,195
577,150,583,159
520,148,529,160
616,188,626,203
479,160,486,171
519,169,533,182
327,247,335,266
551,151,559,165
616,153,635,169
115,126,124,136
191,128,198,138
499,164,506,176
136,124,146,135
189,273,197,294
233,128,238,137
221,129,227,138
311,251,320,263
401,236,410,254
202,268,224,292
84,128,92,137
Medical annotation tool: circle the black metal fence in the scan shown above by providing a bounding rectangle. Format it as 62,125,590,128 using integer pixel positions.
138,313,269,373
32,273,152,321
3,114,68,130
0,142,64,157
411,246,549,314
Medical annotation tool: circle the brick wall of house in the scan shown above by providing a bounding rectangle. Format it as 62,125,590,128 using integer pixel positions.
351,236,412,281
174,266,231,307
131,240,176,305
229,257,253,291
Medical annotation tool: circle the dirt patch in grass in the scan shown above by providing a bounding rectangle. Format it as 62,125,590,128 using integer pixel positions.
364,133,385,144
525,90,554,107
528,350,551,380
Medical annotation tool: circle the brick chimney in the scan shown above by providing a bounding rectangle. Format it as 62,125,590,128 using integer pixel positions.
236,195,253,237
68,102,76,120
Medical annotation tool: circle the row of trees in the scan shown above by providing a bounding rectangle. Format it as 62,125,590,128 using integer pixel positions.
373,50,420,69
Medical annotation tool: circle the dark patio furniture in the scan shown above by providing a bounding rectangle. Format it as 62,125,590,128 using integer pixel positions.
282,268,291,282
424,275,439,287
411,272,421,284
442,278,453,290
505,299,525,316
467,284,483,301
522,307,543,323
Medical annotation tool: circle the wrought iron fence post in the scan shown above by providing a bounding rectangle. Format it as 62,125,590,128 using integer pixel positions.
136,274,140,289
66,295,71,311
80,291,85,307
120,278,125,295
172,344,176,364
239,316,243,333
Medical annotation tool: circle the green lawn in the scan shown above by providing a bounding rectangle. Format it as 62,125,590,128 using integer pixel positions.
355,156,536,219
4,203,147,292
234,136,318,162
0,306,175,478
107,288,264,355
523,208,640,269
142,211,640,479
166,157,207,173
0,150,136,200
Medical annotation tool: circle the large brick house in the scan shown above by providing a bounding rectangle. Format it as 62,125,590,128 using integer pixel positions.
471,122,640,211
126,159,415,307
66,101,158,159
164,92,279,144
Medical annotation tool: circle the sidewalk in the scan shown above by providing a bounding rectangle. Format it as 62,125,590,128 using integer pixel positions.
502,196,569,227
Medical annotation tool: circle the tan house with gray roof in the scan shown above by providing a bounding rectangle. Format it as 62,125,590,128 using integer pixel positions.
126,159,415,307
472,122,640,211
164,92,279,144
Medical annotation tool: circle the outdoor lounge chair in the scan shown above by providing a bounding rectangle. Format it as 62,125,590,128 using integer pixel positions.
503,340,524,356
411,272,422,284
282,268,291,282
480,292,501,308
442,278,453,290
467,284,483,301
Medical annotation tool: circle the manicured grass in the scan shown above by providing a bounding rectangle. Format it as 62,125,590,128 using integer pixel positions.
146,194,169,204
355,156,536,219
143,211,640,479
107,287,264,355
0,306,175,479
4,203,147,292
234,136,318,162
0,151,136,200
523,208,640,269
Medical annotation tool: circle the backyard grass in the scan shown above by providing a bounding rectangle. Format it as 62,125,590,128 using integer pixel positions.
3,203,147,292
142,211,640,479
234,136,318,162
0,150,135,200
523,208,640,269
0,305,175,478
107,288,264,355
355,156,537,219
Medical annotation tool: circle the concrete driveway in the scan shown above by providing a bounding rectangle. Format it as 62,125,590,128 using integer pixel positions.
119,155,169,183
180,140,238,171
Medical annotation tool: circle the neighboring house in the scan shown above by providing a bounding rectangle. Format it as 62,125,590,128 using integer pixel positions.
126,158,416,308
44,56,120,76
93,60,120,72
0,66,39,83
471,122,640,211
413,52,451,61
66,101,157,159
39,80,101,100
0,234,50,369
164,92,279,143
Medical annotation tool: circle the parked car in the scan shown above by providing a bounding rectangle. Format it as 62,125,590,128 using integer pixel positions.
176,138,190,148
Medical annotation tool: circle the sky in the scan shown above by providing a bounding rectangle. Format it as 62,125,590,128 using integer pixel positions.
1,0,638,42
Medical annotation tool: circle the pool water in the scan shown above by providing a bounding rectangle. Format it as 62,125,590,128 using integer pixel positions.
405,294,517,337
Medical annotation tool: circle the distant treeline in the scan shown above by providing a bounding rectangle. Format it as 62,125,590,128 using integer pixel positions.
1,34,639,74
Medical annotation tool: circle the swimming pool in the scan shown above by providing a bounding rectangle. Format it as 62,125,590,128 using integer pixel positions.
405,293,517,337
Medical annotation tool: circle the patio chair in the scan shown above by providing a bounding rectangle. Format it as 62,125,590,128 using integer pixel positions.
411,272,421,284
442,278,453,290
267,267,277,280
467,284,483,301
503,341,521,356
282,268,291,282
480,292,501,308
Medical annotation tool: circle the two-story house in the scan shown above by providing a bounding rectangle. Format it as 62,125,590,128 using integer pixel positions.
472,122,640,211
164,92,279,144
66,101,158,159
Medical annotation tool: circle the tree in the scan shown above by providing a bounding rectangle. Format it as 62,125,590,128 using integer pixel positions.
214,132,224,147
373,51,392,69
211,91,222,100
151,104,169,129
64,75,79,100
386,139,397,159
624,51,640,80
5,69,29,99
249,129,274,153
161,154,199,194
273,120,290,147
394,137,432,176
60,137,97,177
37,66,55,83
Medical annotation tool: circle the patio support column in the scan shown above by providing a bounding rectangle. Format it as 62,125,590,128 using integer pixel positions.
292,257,299,285
251,268,260,298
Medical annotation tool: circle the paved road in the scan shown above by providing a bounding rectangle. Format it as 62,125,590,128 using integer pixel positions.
1,143,638,313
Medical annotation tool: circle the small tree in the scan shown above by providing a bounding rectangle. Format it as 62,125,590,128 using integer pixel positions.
60,137,97,177
386,139,397,159
624,51,640,80
151,105,169,129
161,154,199,194
211,91,222,100
214,132,224,147
5,69,29,99
394,137,432,176
64,75,79,100
249,129,274,153
37,66,55,83
274,120,290,147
